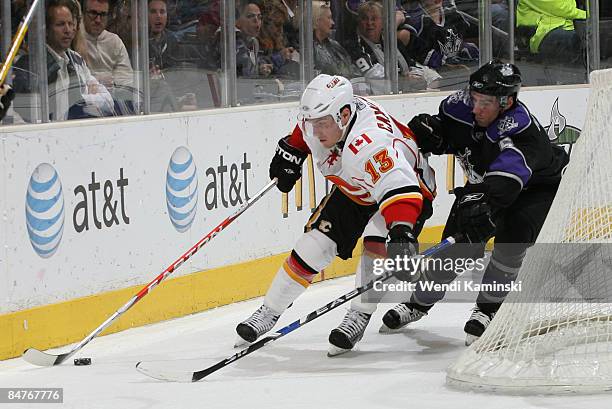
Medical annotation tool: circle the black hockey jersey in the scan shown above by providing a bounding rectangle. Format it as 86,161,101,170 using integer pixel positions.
345,35,416,77
436,89,569,209
404,4,479,69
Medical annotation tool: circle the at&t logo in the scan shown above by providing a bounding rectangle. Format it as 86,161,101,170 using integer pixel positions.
166,147,199,232
25,163,65,258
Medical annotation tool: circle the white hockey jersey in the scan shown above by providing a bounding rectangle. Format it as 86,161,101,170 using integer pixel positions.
288,96,436,225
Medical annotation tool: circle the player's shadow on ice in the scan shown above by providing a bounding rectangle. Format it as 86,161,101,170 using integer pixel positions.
376,327,463,355
224,328,463,379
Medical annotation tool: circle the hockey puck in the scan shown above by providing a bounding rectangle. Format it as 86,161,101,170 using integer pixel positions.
74,357,92,366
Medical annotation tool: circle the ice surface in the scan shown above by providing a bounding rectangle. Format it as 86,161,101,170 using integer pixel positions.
1,276,610,408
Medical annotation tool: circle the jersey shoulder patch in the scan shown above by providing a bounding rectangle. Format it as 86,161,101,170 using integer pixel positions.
486,104,531,142
442,89,474,127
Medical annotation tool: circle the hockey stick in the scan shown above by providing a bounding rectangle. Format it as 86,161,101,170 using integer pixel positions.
23,178,279,367
135,235,458,382
0,0,42,85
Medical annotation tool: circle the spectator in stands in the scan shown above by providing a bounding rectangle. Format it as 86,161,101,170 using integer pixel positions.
13,0,114,122
259,0,300,79
148,0,197,111
312,0,362,79
234,1,273,78
68,1,89,59
345,1,440,92
82,0,134,91
336,0,414,51
404,0,478,87
516,0,586,65
196,0,221,70
149,0,181,72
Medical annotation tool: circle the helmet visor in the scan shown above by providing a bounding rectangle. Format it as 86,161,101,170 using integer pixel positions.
470,91,499,110
301,115,339,139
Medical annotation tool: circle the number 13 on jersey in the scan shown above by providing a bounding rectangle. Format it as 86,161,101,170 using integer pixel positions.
365,148,394,184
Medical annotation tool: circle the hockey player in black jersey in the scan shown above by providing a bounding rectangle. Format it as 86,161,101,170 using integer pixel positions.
381,60,569,345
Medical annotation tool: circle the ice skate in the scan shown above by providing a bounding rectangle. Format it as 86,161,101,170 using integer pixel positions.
327,309,372,356
464,307,495,346
235,305,280,347
379,303,427,333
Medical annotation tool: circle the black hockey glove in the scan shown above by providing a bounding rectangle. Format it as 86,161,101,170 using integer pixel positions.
269,136,308,193
454,184,496,244
0,85,15,121
408,114,446,155
386,223,419,282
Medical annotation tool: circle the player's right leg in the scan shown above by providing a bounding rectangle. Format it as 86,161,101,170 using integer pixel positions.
235,229,336,345
236,187,376,346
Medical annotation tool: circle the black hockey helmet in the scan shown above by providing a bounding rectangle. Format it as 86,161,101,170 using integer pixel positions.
469,60,522,98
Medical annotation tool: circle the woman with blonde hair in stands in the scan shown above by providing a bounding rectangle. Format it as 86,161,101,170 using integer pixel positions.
68,0,89,63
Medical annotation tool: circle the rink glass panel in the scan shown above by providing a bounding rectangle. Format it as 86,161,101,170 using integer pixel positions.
0,0,611,125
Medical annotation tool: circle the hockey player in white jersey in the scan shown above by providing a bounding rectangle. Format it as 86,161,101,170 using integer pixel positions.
235,74,436,355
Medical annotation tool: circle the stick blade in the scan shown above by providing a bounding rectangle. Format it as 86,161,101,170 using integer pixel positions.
22,348,68,367
135,361,196,383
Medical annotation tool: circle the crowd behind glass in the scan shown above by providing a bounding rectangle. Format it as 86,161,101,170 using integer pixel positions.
1,0,610,125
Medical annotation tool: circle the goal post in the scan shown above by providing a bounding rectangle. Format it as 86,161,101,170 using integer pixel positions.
446,68,612,394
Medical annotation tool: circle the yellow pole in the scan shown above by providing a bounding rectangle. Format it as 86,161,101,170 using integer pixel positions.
446,154,455,193
307,155,316,211
295,177,303,211
281,192,288,218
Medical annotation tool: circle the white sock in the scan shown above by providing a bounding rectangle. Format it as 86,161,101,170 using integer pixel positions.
263,263,309,314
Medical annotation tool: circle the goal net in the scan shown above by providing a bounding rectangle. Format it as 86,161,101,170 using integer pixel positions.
446,68,612,394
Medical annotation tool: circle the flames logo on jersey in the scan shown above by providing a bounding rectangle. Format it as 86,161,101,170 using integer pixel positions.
325,148,341,167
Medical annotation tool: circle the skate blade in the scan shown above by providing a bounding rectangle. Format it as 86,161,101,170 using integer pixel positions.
378,323,407,333
465,334,479,346
327,344,352,357
234,335,252,348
